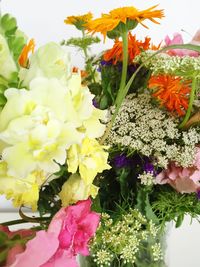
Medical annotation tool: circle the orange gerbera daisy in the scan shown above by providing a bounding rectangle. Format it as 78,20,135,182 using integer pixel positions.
18,39,35,68
148,75,191,116
103,33,152,64
86,5,164,39
64,12,93,29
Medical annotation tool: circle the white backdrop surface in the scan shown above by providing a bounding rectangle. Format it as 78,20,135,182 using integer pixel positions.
0,0,200,266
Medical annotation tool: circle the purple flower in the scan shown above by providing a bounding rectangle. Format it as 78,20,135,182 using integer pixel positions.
144,162,154,173
113,154,131,168
100,60,113,67
196,190,200,200
92,99,99,108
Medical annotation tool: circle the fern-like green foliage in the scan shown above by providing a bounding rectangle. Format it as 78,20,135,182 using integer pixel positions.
64,36,100,51
151,186,200,228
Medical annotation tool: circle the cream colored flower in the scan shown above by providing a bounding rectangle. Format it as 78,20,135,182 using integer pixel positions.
0,34,17,80
19,42,71,86
66,74,107,138
0,77,84,178
67,137,111,185
59,173,99,206
0,161,46,210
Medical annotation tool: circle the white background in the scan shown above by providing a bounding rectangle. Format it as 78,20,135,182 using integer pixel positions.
0,0,200,266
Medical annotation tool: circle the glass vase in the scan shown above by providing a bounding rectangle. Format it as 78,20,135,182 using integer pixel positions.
79,225,170,267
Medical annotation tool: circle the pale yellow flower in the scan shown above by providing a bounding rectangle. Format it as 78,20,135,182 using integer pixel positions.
66,74,107,138
0,77,84,178
0,161,46,210
59,173,99,207
67,137,111,185
19,42,71,86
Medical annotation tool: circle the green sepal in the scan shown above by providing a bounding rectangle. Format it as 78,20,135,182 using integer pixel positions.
0,231,8,247
107,20,138,40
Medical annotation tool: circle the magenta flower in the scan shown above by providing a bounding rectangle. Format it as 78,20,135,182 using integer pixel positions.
165,32,199,57
156,147,200,193
11,199,100,267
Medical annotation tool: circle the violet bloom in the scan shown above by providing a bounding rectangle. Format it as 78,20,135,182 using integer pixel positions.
143,160,158,176
92,98,99,108
197,190,200,200
113,154,132,168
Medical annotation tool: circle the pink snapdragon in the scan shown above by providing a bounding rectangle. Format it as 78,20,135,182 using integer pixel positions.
11,199,100,267
156,148,200,193
165,32,199,57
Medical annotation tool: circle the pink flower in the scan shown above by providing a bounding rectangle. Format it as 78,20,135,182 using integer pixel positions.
164,32,199,57
156,148,200,193
11,199,100,267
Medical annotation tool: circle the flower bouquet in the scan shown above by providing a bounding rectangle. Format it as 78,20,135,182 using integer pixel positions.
0,3,200,267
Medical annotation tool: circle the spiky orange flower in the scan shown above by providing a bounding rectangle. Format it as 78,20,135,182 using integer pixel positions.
103,33,155,64
64,12,93,29
148,75,191,116
86,5,164,39
18,39,35,68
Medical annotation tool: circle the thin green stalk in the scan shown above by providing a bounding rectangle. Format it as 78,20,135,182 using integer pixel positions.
1,217,50,226
179,77,197,128
115,30,129,106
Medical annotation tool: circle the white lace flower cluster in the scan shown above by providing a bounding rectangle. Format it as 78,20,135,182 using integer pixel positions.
107,93,200,168
90,210,163,266
135,51,200,78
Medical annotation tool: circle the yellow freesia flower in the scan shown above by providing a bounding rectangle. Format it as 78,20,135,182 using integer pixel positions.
0,161,46,210
59,173,99,207
67,137,111,185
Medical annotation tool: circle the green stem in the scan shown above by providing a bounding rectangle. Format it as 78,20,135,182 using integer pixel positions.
1,217,50,226
179,77,197,128
115,30,129,106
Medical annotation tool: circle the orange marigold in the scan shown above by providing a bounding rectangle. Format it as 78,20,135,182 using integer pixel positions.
103,33,153,64
86,5,164,39
64,12,93,29
148,75,191,116
18,39,35,68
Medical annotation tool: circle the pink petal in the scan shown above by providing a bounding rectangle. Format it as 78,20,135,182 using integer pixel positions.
48,208,67,237
6,244,25,266
67,199,92,222
80,212,100,237
11,231,59,267
41,249,78,267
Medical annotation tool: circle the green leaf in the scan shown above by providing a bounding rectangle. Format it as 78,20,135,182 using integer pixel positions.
1,14,17,33
175,214,184,228
0,232,8,246
145,194,159,224
99,95,109,109
0,249,8,264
